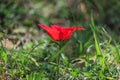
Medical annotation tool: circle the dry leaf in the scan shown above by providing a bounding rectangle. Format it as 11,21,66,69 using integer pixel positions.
1,38,14,49
73,59,95,68
13,28,26,34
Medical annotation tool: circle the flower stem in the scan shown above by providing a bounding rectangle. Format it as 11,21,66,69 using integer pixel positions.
56,42,63,80
56,41,66,80
56,54,60,80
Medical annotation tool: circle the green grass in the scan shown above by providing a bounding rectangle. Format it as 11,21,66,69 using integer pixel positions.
0,0,120,79
0,18,120,80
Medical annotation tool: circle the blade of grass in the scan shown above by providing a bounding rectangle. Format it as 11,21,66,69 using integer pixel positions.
113,41,120,62
90,16,105,72
26,41,44,58
0,39,7,64
50,42,68,61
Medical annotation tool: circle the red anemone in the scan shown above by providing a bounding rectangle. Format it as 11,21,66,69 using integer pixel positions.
38,24,85,41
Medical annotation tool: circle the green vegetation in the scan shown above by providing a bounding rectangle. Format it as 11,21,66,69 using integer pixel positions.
0,0,120,80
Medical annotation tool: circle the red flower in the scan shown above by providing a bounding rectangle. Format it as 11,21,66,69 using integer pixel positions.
38,24,85,41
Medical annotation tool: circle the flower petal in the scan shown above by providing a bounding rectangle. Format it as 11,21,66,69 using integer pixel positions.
61,28,75,40
76,26,85,30
38,24,61,41
50,25,62,31
38,24,85,41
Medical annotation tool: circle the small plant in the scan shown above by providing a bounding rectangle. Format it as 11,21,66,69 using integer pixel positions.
38,23,85,79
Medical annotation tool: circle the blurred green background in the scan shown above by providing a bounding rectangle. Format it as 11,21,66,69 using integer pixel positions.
0,0,120,33
0,0,120,80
